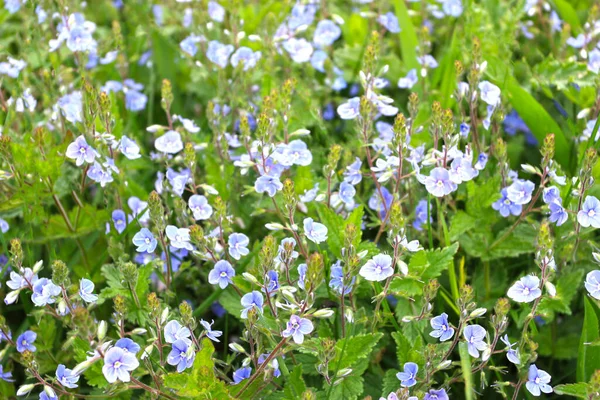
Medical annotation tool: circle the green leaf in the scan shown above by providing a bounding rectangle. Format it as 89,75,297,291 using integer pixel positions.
332,333,384,371
326,375,364,400
315,203,364,258
449,211,477,241
393,0,419,70
550,0,581,34
537,269,584,319
553,383,590,398
389,276,423,297
391,331,424,365
409,243,459,280
577,297,600,382
484,223,538,261
284,365,307,399
458,343,474,400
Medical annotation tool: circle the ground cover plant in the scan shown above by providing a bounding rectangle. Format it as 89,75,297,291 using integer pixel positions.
1,0,600,399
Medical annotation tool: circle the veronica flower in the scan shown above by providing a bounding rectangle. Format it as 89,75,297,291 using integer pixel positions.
124,90,147,112
56,364,80,388
286,140,313,166
102,346,139,383
526,364,553,396
424,389,449,400
398,69,418,89
228,233,250,260
132,228,157,253
313,20,341,47
478,81,501,106
233,366,252,384
188,195,213,220
162,322,191,348
79,278,98,303
240,291,264,319
542,186,560,204
303,218,328,244
338,182,356,206
414,199,432,231
344,157,363,185
180,34,204,57
155,130,183,154
111,209,127,234
165,225,193,251
337,97,361,120
463,324,487,358
298,264,307,290
31,278,61,306
208,1,225,22
255,175,283,197
329,261,355,295
263,270,280,296
442,0,463,16
66,135,97,166
492,188,522,217
422,167,456,197
16,331,36,353
230,47,261,70
115,338,141,354
500,335,520,364
0,329,12,343
300,184,320,203
368,187,393,218
359,254,394,282
57,91,83,123
506,179,535,205
396,362,418,387
585,270,600,299
258,353,281,377
119,136,141,160
310,50,327,72
377,11,400,33
207,40,234,68
508,275,542,303
200,319,223,342
0,365,14,382
588,49,600,74
3,0,21,14
282,315,314,344
40,393,57,400
0,218,8,233
449,157,478,184
430,313,454,342
283,38,313,63
548,202,568,226
208,260,235,289
167,339,195,372
577,196,600,228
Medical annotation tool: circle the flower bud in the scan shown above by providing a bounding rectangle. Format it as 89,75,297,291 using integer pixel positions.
229,342,246,353
5,290,20,305
97,321,107,340
344,308,354,323
131,328,147,335
43,385,56,398
336,368,352,377
265,223,285,231
545,281,556,297
32,260,43,274
313,309,334,318
242,272,260,285
16,384,35,396
161,307,170,325
437,360,452,370
470,308,487,318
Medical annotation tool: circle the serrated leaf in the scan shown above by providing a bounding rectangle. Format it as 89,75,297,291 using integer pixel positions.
332,333,383,371
553,383,590,398
409,243,459,279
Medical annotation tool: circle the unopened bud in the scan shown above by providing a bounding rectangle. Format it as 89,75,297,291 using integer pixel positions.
470,308,487,318
313,309,334,318
97,321,107,340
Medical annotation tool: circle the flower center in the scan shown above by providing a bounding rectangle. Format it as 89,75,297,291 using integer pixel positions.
79,147,86,154
436,180,444,187
535,377,540,384
145,238,150,244
589,210,596,217
375,265,382,274
114,361,122,369
523,287,530,295
220,271,227,277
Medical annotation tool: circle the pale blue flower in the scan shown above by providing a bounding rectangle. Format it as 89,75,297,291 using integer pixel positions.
282,314,314,344
548,202,568,226
578,196,600,228
566,33,591,48
240,290,264,319
125,90,147,112
164,320,192,344
231,47,261,70
442,0,463,17
0,365,14,382
165,225,193,251
396,362,418,387
378,12,400,33
424,389,448,400
208,1,225,22
233,366,251,384
526,364,553,396
56,364,79,388
286,140,313,166
208,260,235,289
115,338,141,354
79,278,98,303
460,122,470,137
0,57,26,78
119,136,141,159
180,34,203,57
344,157,362,185
57,91,83,123
337,97,361,120
200,319,223,342
360,254,394,282
112,209,127,234
300,183,319,203
506,179,535,205
500,335,520,364
66,135,97,166
417,55,438,69
228,233,250,260
4,0,21,14
87,162,113,187
398,69,418,89
586,270,600,300
255,175,283,197
414,199,432,231
132,228,157,253
206,40,234,68
303,218,328,244
542,186,561,204
31,278,61,306
339,182,356,206
155,130,183,154
330,261,355,295
492,188,522,217
298,264,307,290
368,187,393,218
463,324,487,358
430,313,454,342
313,20,341,47
188,195,213,220
153,4,163,25
422,167,456,197
258,353,281,377
283,38,313,63
507,275,541,303
6,268,37,290
0,218,9,233
167,339,195,372
16,331,36,352
102,346,139,383
449,156,478,184
478,81,501,106
310,50,327,72
588,48,600,74
128,197,149,224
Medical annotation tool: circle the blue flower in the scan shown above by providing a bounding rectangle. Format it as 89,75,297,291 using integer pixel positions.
211,301,226,318
377,12,401,33
164,320,192,345
526,364,553,396
303,218,328,244
310,50,327,72
414,199,432,231
112,209,127,234
417,54,438,69
492,188,522,217
102,346,139,383
548,202,568,226
463,324,487,358
0,365,14,382
578,196,600,228
460,122,470,138
180,34,203,57
79,278,98,303
0,218,9,233
255,175,283,197
276,238,299,265
208,260,235,289
330,261,355,295
368,187,393,218
115,338,141,354
87,162,114,187
322,103,335,120
424,388,449,400
228,233,250,260
0,57,27,78
398,69,418,89
442,0,463,17
66,135,97,166
188,195,213,220
166,225,193,251
359,254,394,282
506,179,535,205
119,136,141,160
300,183,320,203
286,140,313,166
16,330,36,353
543,186,561,204
155,130,184,154
153,4,163,25
478,81,501,106
4,0,21,14
57,91,83,123
585,270,600,300
240,291,264,319
500,335,520,364
132,228,157,253
337,97,360,120
313,20,341,47
167,339,195,372
125,90,147,112
56,364,79,388
263,270,279,295
422,167,456,197
6,267,37,290
206,40,234,68
233,366,252,384
474,153,488,170
200,319,223,342
31,278,61,306
283,38,313,63
430,313,454,342
208,1,225,22
258,353,281,377
339,182,356,206
449,156,478,184
298,263,307,290
282,315,314,344
344,157,363,185
231,47,261,71
589,48,600,74
396,362,418,387
40,393,58,400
